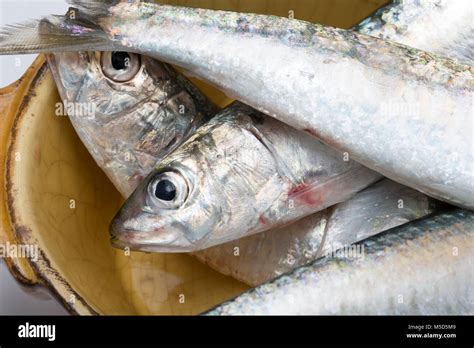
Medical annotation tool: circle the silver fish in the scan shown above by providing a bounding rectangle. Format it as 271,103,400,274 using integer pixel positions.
205,209,474,315
195,179,442,286
110,102,382,252
47,51,216,197
24,0,469,208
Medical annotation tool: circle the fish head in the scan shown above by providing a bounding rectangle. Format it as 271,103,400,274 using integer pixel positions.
110,107,282,252
47,51,213,196
109,163,203,252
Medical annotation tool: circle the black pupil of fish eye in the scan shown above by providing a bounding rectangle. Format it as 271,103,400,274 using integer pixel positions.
155,179,176,201
111,52,131,70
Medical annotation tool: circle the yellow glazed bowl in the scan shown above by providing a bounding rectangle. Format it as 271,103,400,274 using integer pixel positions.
0,0,388,315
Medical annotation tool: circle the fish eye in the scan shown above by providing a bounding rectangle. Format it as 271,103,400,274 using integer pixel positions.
100,51,141,82
148,171,189,209
155,180,176,201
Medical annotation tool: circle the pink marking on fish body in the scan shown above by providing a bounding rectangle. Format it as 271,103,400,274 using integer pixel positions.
288,183,323,207
259,214,268,226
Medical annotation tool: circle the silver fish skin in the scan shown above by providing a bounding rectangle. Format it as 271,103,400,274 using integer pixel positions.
195,179,442,286
54,0,473,209
354,0,474,65
110,102,382,252
47,51,216,197
205,209,474,315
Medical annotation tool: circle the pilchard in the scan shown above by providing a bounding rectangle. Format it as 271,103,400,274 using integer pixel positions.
205,209,474,315
47,51,216,197
110,102,382,252
195,179,442,286
25,0,470,208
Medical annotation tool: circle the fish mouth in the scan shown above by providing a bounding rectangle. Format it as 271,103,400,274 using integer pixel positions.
110,235,195,253
109,224,195,253
110,222,177,243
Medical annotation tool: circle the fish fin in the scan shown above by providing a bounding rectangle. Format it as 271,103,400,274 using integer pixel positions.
0,11,115,55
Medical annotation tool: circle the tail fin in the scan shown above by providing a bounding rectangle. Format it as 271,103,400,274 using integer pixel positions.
0,5,115,55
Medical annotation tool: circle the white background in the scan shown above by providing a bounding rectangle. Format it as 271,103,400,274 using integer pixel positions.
0,0,69,315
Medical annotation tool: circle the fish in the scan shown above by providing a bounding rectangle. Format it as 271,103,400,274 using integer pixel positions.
205,209,474,315
47,51,216,197
10,0,468,208
110,102,382,252
195,179,443,286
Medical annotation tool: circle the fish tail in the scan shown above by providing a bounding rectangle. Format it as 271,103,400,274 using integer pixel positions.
0,6,115,55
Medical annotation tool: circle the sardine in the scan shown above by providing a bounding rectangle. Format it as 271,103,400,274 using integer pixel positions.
110,102,382,252
195,179,442,286
16,0,469,208
205,209,474,315
47,51,216,197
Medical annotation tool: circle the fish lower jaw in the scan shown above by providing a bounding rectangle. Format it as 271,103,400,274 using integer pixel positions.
109,233,196,253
